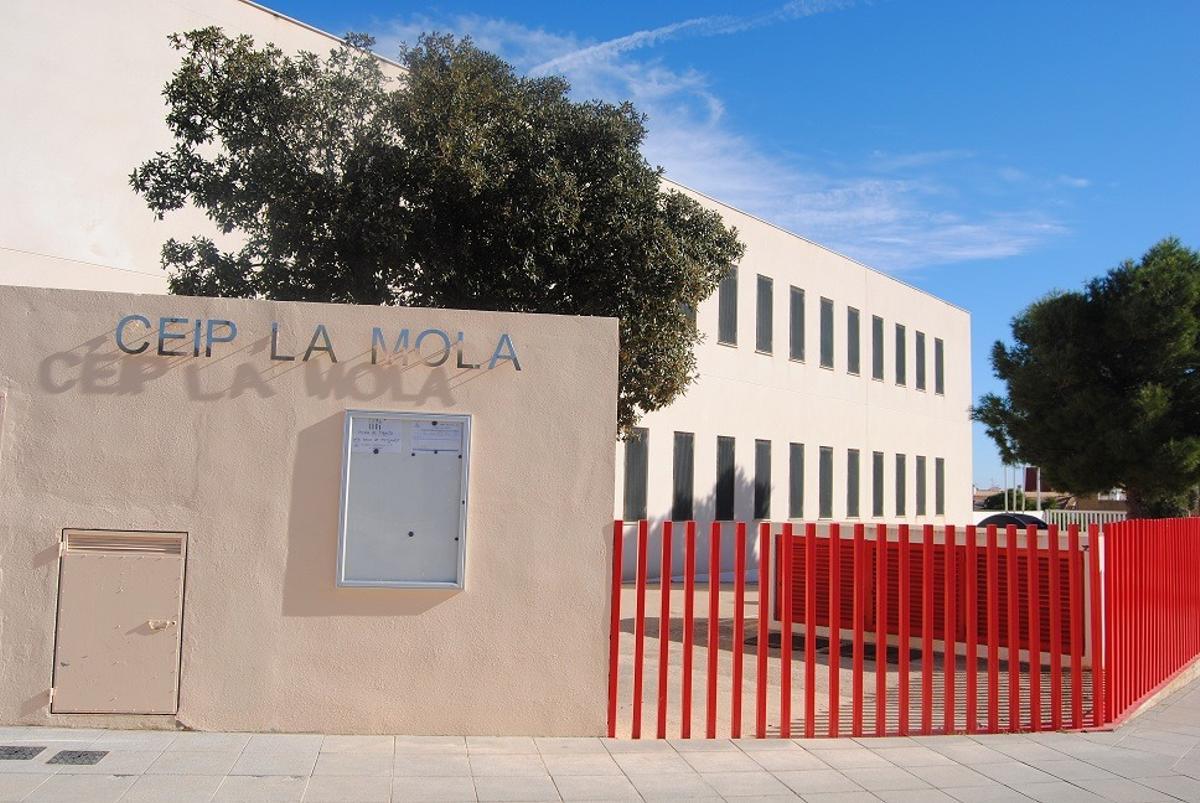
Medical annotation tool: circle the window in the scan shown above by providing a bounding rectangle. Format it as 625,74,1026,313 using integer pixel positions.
916,455,927,516
716,436,736,520
934,338,945,395
789,287,805,361
847,448,860,518
718,268,738,346
872,315,884,380
895,454,907,516
754,439,771,519
935,457,945,516
819,446,834,519
820,297,834,368
789,443,804,519
895,323,907,386
915,331,927,391
756,275,773,353
681,302,696,328
672,431,694,521
623,428,648,520
872,451,884,517
847,307,861,375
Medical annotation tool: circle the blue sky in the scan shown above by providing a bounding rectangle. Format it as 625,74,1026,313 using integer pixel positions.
268,0,1199,487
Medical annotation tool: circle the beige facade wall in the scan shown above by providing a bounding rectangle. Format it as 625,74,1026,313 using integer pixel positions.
0,286,618,735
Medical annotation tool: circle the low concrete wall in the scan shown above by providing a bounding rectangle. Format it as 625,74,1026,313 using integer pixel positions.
0,286,618,735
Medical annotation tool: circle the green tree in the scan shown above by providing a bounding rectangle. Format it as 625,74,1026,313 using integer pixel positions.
973,238,1200,517
130,29,744,433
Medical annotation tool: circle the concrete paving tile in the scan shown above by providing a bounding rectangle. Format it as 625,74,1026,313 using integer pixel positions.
840,768,930,792
145,749,240,775
601,739,676,754
871,747,953,767
796,793,879,803
229,750,318,776
739,739,812,751
986,743,1069,762
394,753,471,777
302,774,392,802
392,775,477,802
213,774,308,801
1086,749,1180,778
535,738,607,755
1025,758,1116,781
774,770,864,794
924,744,1011,765
393,736,467,754
1118,736,1193,759
540,754,622,776
794,739,868,750
26,773,135,802
89,730,178,751
0,754,59,775
552,774,640,801
472,774,559,801
122,773,226,802
808,749,894,769
53,749,161,775
970,762,1058,785
1138,774,1200,802
1072,778,1175,802
626,771,719,800
699,770,795,797
466,737,538,755
682,750,763,773
853,738,919,749
1010,781,1110,803
906,764,993,788
743,748,831,772
167,732,252,753
319,736,393,754
470,754,547,777
609,751,693,774
875,790,957,802
312,751,392,777
3,730,100,744
944,787,1034,802
670,739,742,753
242,734,324,754
0,774,51,802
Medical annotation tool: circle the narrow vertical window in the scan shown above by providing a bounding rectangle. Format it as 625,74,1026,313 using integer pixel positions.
916,455,927,516
820,297,834,368
623,428,648,520
895,454,907,516
895,323,907,386
915,331,927,391
847,307,861,375
754,439,772,519
934,337,945,395
935,457,945,516
847,448,860,518
819,446,834,519
872,451,885,517
672,431,694,521
716,436,735,520
681,302,696,328
718,268,738,346
755,275,773,353
872,315,884,380
789,287,805,361
789,443,804,519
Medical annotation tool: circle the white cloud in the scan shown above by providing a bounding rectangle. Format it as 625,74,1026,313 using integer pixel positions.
373,5,1072,273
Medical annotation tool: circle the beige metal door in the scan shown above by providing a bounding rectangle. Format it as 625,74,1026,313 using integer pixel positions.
51,530,186,714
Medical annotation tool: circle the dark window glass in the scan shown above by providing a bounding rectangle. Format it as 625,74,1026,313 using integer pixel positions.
754,439,771,519
916,455,927,516
895,454,907,516
718,269,738,345
819,446,834,519
789,287,805,361
756,275,773,353
789,443,804,519
915,331,927,391
623,428,648,520
672,431,694,521
935,338,945,395
681,302,696,327
716,436,735,520
847,448,860,518
872,451,885,517
847,307,861,375
935,457,946,516
820,297,834,368
872,315,884,380
895,323,907,386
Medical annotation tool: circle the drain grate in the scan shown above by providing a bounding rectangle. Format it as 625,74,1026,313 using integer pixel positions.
48,750,108,765
0,746,45,760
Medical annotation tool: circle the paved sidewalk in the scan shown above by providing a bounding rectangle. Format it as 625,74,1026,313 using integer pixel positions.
3,679,1200,802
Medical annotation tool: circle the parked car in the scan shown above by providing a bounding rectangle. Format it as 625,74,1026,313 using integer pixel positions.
976,512,1049,529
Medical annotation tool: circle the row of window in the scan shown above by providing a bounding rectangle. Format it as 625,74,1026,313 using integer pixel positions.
714,269,946,394
623,430,946,522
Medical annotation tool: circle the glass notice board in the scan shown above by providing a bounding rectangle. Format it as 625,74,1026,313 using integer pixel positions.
336,410,471,588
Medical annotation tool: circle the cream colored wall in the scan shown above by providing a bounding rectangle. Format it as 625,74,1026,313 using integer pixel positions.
0,0,401,293
0,286,618,735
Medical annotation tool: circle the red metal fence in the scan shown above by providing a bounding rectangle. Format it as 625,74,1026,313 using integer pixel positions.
608,517,1200,739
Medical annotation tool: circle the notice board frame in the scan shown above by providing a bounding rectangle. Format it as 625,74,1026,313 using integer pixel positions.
336,409,472,589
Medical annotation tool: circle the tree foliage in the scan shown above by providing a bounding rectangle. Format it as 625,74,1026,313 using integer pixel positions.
973,238,1200,517
130,29,745,432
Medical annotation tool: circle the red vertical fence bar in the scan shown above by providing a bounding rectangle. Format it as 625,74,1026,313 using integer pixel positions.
755,522,770,739
921,524,934,735
829,523,842,738
607,520,624,738
965,525,979,734
986,525,999,732
898,524,911,734
1025,524,1042,731
780,524,794,738
681,522,696,738
943,525,957,734
1068,524,1083,728
706,523,721,738
1089,521,1105,727
1047,524,1063,730
852,523,865,737
656,522,673,739
875,524,888,737
731,522,747,739
631,520,649,738
804,523,817,738
1005,524,1020,730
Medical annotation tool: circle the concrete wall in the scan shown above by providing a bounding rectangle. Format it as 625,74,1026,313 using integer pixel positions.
0,286,618,735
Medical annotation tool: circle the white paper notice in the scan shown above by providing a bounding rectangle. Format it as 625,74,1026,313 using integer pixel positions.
351,418,405,454
411,421,463,455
